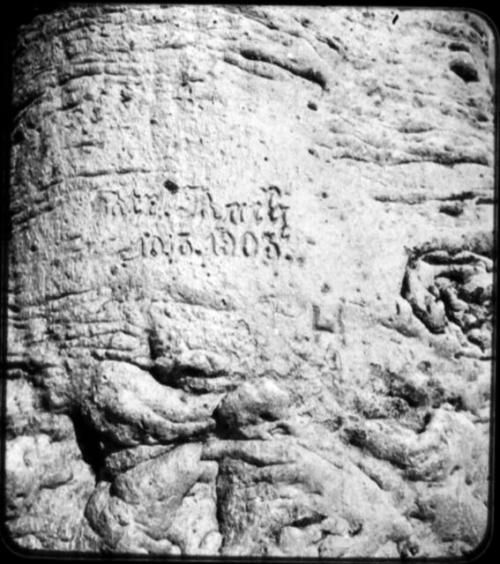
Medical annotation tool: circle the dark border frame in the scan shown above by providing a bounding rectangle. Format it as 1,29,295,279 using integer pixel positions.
0,3,498,563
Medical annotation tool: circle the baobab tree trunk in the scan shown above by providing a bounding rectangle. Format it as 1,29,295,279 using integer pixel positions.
5,5,495,557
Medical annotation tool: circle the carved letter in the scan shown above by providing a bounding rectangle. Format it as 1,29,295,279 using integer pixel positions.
278,205,290,239
209,232,218,255
133,189,144,214
252,200,264,224
263,231,281,260
145,194,159,216
150,235,164,257
217,228,236,256
206,191,224,221
178,232,193,256
266,185,282,223
242,231,259,257
226,202,247,225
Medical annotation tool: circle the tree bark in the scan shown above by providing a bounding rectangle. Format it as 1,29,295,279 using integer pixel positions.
5,5,495,557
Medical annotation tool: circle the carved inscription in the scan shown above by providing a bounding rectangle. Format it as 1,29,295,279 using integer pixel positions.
96,185,292,262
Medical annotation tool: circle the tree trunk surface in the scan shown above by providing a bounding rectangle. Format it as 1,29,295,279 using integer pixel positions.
5,5,495,557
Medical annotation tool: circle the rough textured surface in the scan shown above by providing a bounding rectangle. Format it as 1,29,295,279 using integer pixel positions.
5,5,495,557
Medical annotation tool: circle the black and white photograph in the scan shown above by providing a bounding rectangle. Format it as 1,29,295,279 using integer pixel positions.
1,4,496,560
